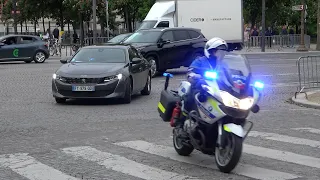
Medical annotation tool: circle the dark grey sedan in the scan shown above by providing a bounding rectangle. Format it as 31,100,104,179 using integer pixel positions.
0,34,49,63
52,44,152,104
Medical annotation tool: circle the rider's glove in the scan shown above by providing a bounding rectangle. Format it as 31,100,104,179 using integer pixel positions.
187,72,201,84
188,72,201,80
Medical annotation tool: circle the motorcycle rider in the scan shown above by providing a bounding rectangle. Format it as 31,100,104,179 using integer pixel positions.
188,37,228,81
183,37,229,112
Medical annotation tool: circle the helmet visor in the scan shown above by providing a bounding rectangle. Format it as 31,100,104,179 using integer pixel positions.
215,49,227,60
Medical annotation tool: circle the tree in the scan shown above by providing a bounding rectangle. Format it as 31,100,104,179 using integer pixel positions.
97,0,119,35
244,0,262,27
136,0,155,22
317,0,320,50
63,0,92,31
111,0,147,32
48,0,67,30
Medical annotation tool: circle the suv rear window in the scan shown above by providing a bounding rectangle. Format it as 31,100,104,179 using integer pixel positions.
173,30,190,41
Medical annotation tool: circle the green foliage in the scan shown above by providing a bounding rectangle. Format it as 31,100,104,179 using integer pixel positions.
0,0,318,35
244,0,317,35
96,0,119,31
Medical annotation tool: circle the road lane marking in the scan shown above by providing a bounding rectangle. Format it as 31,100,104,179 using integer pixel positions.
244,144,320,169
157,73,298,81
250,64,296,67
248,131,320,149
0,153,78,180
255,73,298,77
257,59,298,62
114,140,299,180
260,109,316,112
157,80,299,88
291,127,320,135
62,146,199,180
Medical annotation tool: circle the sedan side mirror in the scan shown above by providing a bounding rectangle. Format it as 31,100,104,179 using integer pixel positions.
60,57,70,64
60,59,68,64
0,43,5,47
131,58,142,64
157,39,170,48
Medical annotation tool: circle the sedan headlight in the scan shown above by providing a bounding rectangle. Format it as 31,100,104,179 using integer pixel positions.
104,74,122,82
219,91,254,110
52,73,66,82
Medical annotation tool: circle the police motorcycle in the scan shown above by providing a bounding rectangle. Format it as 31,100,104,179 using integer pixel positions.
157,53,264,173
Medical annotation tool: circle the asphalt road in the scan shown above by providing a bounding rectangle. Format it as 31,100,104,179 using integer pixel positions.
0,53,320,180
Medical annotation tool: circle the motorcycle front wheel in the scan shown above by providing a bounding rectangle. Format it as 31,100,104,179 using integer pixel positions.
215,133,243,173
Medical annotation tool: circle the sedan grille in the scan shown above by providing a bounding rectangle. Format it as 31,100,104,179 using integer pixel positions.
64,77,104,84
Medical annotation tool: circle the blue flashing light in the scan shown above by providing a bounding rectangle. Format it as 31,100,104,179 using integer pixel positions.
254,81,264,89
204,71,217,80
163,73,173,78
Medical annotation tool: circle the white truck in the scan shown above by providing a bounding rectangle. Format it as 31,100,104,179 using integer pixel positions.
137,0,244,51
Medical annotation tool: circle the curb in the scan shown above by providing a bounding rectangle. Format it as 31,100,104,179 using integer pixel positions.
236,50,320,55
291,90,320,109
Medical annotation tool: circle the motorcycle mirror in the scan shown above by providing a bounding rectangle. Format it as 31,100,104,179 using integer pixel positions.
251,104,260,113
163,73,173,78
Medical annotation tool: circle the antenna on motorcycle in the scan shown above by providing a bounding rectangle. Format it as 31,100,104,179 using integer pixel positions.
163,73,173,90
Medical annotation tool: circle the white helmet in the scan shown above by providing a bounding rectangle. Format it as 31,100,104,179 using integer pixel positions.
204,37,228,58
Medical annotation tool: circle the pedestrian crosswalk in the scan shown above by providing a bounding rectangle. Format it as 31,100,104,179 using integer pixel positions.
0,153,78,180
0,127,320,180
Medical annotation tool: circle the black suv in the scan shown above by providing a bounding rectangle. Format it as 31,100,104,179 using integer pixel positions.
123,27,207,77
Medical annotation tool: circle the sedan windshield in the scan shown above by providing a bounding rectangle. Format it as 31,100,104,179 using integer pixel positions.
124,31,161,43
71,48,126,63
137,20,157,30
108,34,131,43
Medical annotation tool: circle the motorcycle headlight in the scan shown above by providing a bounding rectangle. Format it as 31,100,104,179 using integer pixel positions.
104,74,122,82
239,97,254,110
219,91,254,110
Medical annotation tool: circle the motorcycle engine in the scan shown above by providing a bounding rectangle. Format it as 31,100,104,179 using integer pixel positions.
183,119,196,132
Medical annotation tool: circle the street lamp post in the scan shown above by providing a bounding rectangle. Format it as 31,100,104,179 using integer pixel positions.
79,11,84,47
12,0,17,34
106,0,109,39
297,0,308,51
261,0,266,52
92,0,97,45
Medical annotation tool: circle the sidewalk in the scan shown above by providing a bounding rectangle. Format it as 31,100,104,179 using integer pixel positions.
291,90,320,109
57,44,320,57
236,44,320,55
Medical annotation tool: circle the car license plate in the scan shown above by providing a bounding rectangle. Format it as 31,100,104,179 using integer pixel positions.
72,86,95,91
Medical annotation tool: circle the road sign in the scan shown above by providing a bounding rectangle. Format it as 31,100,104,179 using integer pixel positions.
292,5,304,11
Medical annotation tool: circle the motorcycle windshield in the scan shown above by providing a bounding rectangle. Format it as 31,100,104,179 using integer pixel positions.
217,53,252,97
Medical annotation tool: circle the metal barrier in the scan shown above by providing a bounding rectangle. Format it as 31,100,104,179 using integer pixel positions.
48,37,111,58
296,55,320,97
245,34,310,51
84,37,111,46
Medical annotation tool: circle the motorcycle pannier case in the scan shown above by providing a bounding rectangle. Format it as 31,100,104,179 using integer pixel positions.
158,90,180,122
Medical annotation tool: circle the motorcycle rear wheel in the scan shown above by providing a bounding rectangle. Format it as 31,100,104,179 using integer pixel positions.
173,128,194,156
215,133,243,173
